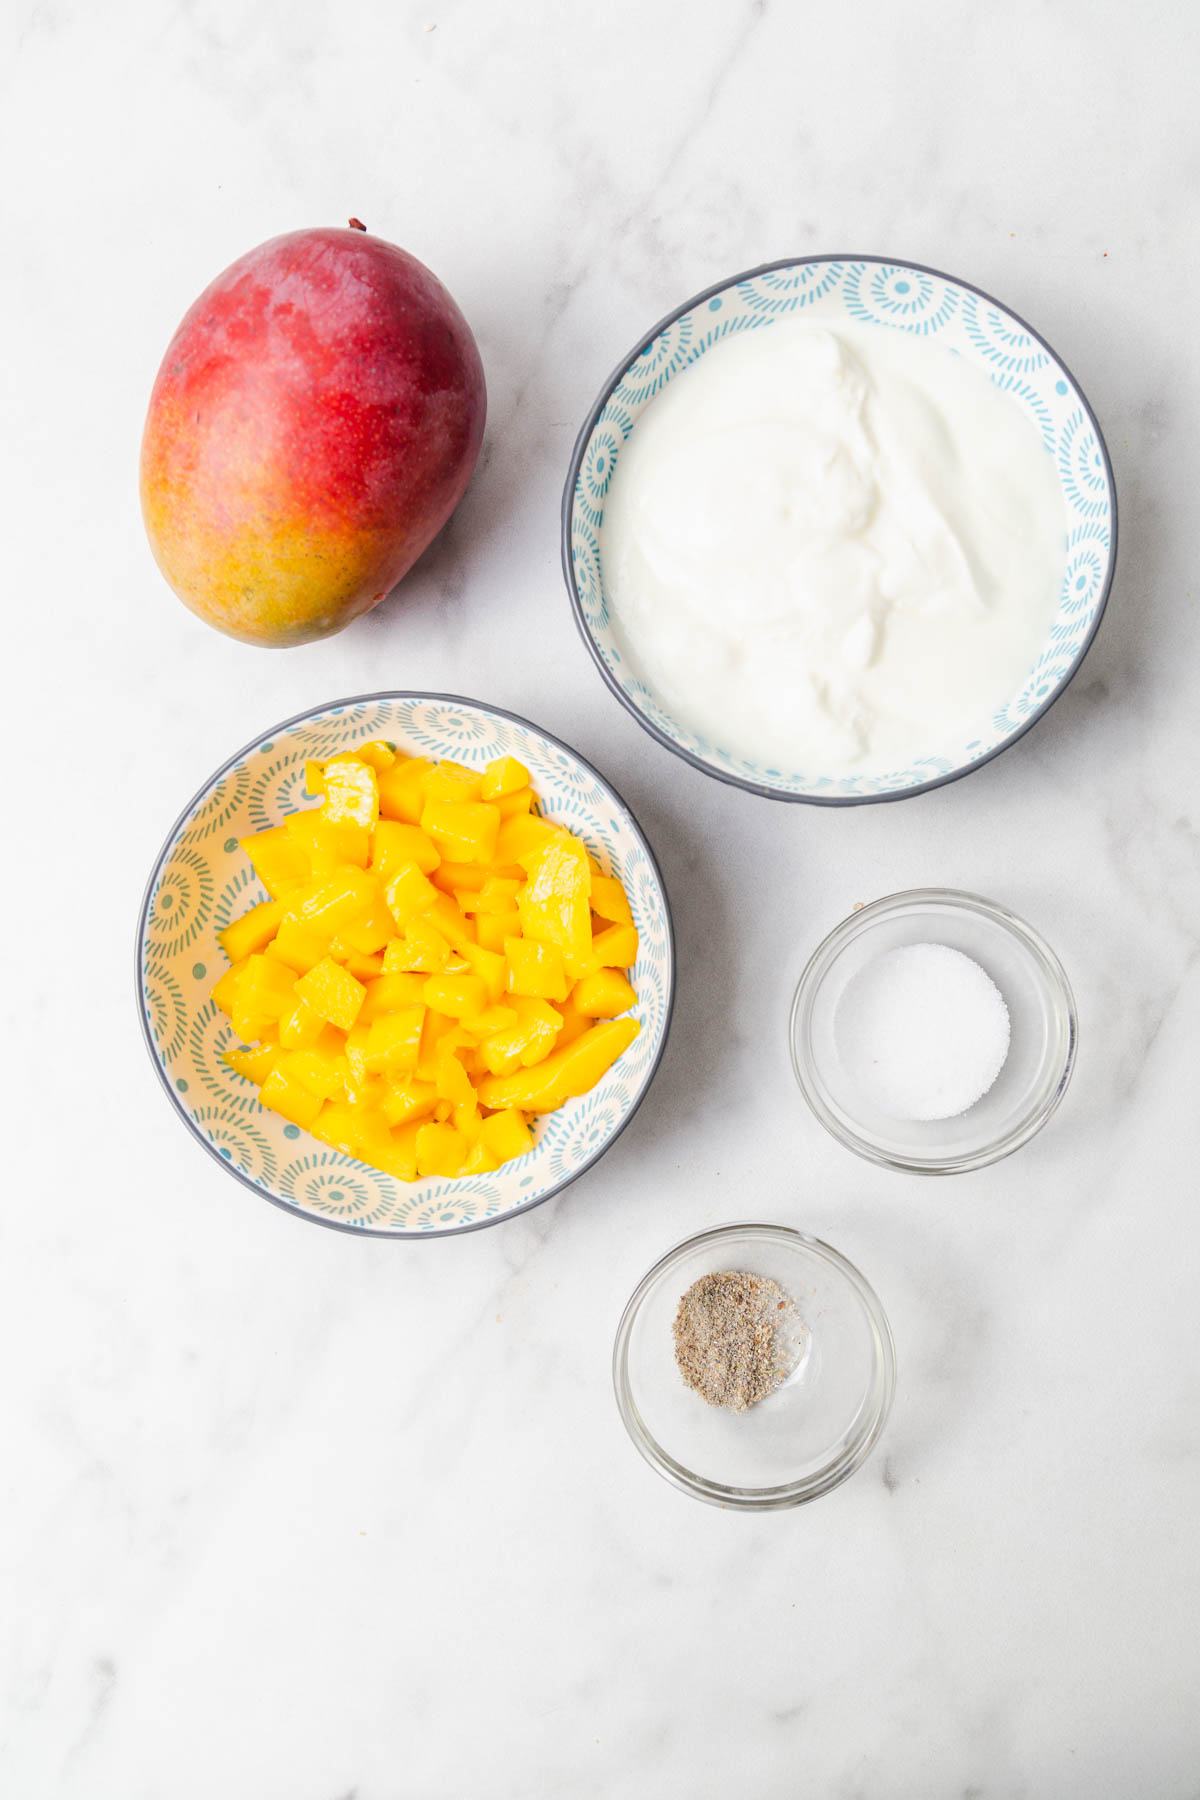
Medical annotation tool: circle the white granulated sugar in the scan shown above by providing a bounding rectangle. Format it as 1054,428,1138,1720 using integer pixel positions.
834,942,1011,1122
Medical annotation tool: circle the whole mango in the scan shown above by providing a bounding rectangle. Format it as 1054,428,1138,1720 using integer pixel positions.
140,224,486,646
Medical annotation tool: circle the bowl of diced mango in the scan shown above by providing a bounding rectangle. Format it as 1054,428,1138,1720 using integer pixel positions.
138,693,674,1236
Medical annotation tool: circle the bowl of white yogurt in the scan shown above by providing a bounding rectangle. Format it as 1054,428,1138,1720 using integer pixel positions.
562,257,1116,803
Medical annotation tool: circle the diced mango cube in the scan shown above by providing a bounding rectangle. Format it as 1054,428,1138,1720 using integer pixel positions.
461,1004,519,1035
551,994,593,1048
238,826,310,899
278,994,328,1048
304,759,325,796
415,1008,456,1082
224,1043,278,1085
330,944,386,980
211,957,249,1017
337,894,396,955
264,916,329,975
573,968,637,1017
294,867,377,933
230,1002,270,1047
460,1142,501,1175
364,1005,425,1074
496,786,535,818
431,861,490,895
459,941,507,1003
278,1044,351,1101
588,921,639,970
480,755,530,800
516,833,592,966
371,820,441,880
381,922,457,974
346,1073,387,1115
285,808,371,872
219,899,284,963
342,1023,371,1088
311,1102,368,1156
321,754,379,829
354,739,397,771
258,1066,324,1130
478,998,562,1075
428,892,476,950
380,1079,439,1128
421,799,501,865
376,757,432,823
384,862,441,922
461,876,522,915
294,957,366,1031
475,909,522,952
422,974,488,1019
494,813,561,865
479,1108,535,1165
431,1027,476,1103
590,875,633,926
240,953,301,1018
422,760,484,802
513,1001,565,1068
415,1122,470,1177
452,1098,481,1138
358,971,427,1021
505,936,569,1001
365,1120,420,1182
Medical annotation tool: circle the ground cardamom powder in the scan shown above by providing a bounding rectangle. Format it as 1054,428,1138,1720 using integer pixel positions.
672,1270,795,1412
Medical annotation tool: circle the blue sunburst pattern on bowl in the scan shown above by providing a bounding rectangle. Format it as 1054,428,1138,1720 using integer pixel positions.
138,695,674,1237
565,256,1116,803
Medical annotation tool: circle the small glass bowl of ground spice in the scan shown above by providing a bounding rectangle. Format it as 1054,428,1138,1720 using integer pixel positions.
613,1224,896,1509
790,889,1077,1175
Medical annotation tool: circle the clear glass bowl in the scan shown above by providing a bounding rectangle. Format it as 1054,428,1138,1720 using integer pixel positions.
790,889,1077,1174
613,1224,896,1510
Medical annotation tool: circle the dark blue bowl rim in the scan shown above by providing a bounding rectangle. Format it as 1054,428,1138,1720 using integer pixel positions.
135,690,677,1241
560,251,1119,807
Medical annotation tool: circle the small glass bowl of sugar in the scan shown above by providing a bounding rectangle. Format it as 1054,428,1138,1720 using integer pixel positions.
790,889,1077,1174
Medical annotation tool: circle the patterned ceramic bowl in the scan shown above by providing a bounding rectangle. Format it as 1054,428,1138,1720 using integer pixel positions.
137,693,675,1238
563,255,1118,804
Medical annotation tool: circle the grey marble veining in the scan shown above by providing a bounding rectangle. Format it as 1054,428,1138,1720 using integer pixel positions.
4,0,1199,1794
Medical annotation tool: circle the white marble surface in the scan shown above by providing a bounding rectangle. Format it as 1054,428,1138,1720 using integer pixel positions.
5,1,1199,1793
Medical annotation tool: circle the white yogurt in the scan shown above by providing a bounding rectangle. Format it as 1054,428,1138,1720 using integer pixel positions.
599,320,1067,776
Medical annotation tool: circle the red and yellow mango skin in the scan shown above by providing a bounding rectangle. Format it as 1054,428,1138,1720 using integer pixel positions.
140,227,486,646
